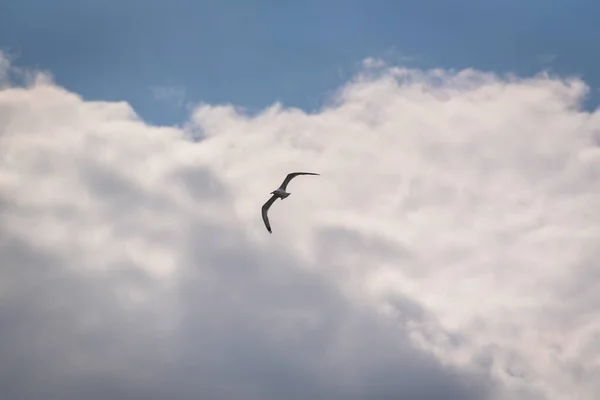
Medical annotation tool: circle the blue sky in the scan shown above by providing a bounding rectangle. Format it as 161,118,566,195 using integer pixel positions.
1,0,599,125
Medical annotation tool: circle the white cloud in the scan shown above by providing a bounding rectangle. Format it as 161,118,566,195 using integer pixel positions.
150,84,187,108
535,53,558,65
1,52,600,400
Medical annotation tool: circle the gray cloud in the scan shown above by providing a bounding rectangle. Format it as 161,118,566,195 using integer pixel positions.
0,202,489,400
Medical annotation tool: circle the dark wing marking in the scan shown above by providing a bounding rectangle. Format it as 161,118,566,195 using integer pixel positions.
278,172,320,191
261,194,279,234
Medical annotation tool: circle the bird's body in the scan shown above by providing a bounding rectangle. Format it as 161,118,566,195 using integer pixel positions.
261,172,319,233
270,188,290,199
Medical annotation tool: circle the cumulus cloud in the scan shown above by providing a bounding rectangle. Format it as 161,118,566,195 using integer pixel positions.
1,53,599,400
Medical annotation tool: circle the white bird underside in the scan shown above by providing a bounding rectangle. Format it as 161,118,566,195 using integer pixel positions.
261,172,319,234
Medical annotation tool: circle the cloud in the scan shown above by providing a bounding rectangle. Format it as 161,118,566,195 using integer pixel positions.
535,53,558,65
150,85,187,108
1,52,599,400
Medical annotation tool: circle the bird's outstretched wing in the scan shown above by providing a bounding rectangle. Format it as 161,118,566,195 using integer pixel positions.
278,172,320,191
261,194,279,233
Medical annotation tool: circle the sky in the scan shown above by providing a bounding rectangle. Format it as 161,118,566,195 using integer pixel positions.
1,0,600,125
1,2,600,400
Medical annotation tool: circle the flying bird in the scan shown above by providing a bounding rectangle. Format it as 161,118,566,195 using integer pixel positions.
261,172,320,234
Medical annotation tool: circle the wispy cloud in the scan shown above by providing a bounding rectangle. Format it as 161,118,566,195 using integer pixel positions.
150,84,187,108
535,53,558,65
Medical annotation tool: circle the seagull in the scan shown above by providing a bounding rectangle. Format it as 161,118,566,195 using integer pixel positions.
261,172,320,234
